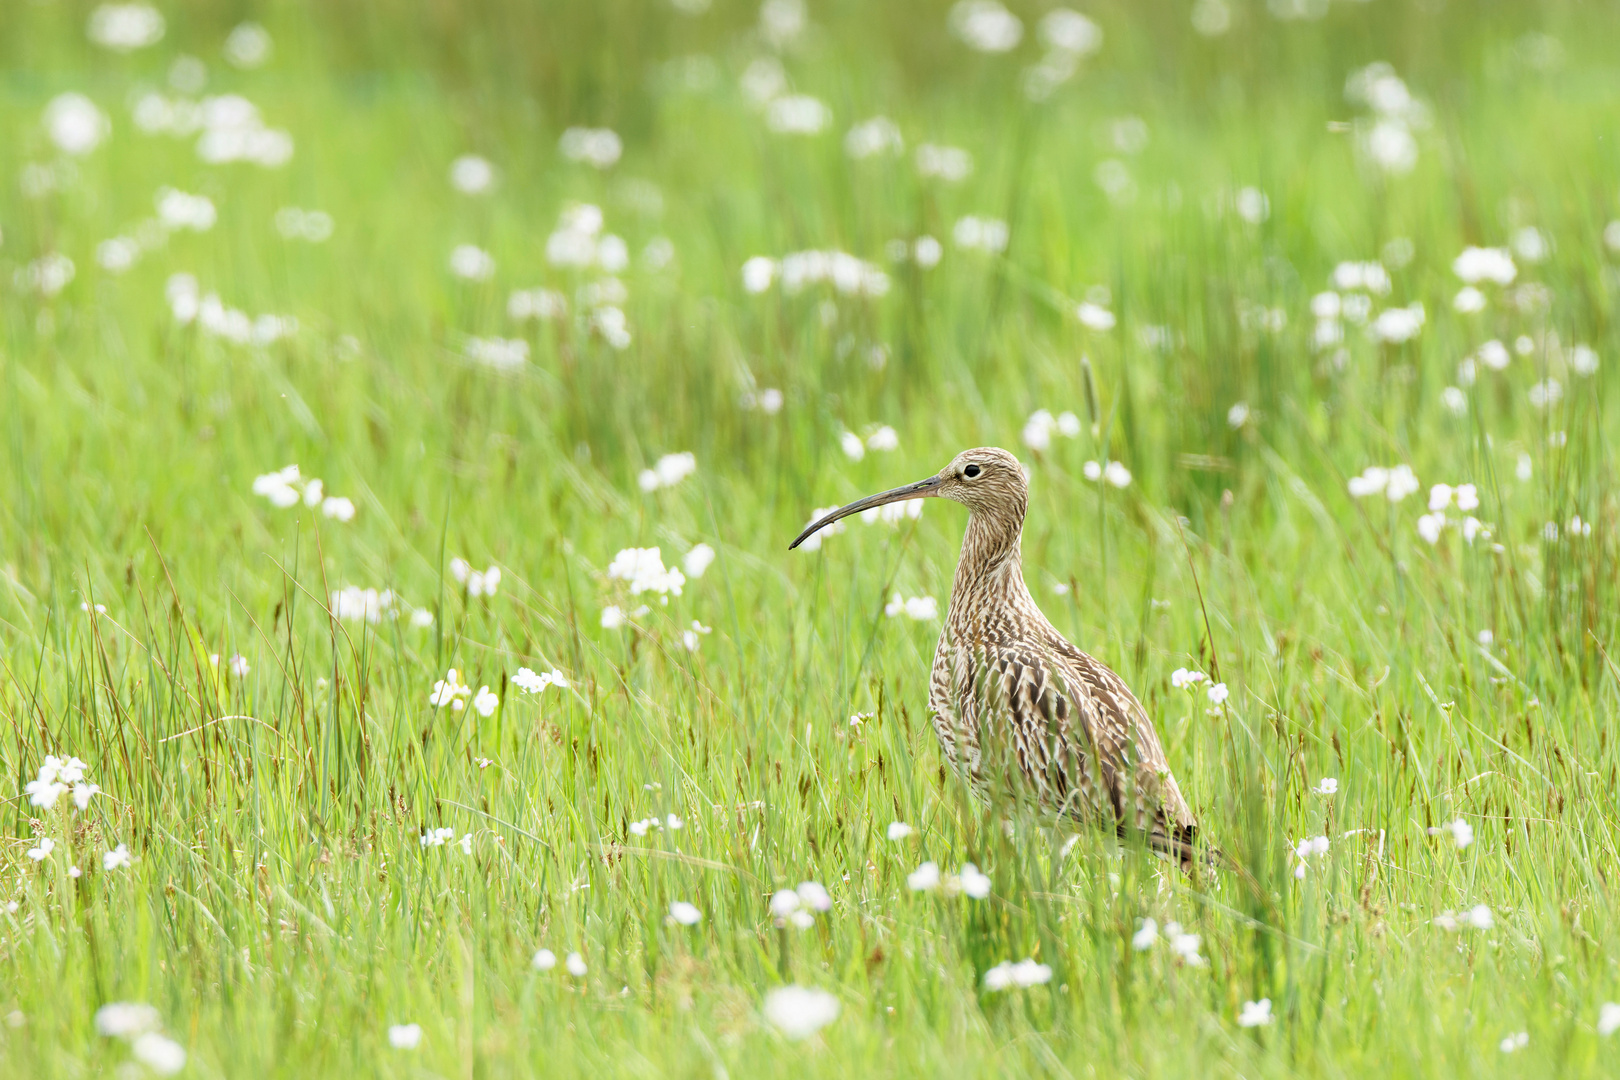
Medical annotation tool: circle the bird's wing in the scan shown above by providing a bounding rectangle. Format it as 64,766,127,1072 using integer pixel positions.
968,633,1198,863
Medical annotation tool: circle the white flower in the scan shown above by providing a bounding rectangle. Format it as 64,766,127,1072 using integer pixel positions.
759,0,806,46
1170,668,1207,690
1227,402,1251,429
950,0,1023,52
387,1023,422,1049
420,827,454,848
865,425,900,452
560,127,622,168
449,244,496,281
1454,286,1486,313
959,863,992,899
600,605,627,629
472,686,499,718
607,548,685,597
1369,303,1425,344
429,669,472,710
1453,246,1516,285
1237,998,1273,1028
464,336,529,372
1500,1032,1529,1054
1446,818,1474,849
844,117,904,158
1207,682,1229,706
795,506,847,552
88,4,166,50
638,452,698,492
25,777,66,809
131,1032,187,1074
682,543,716,578
1597,1003,1620,1037
770,890,801,918
907,861,941,891
837,431,867,462
742,256,778,294
1076,302,1116,331
27,838,55,862
73,782,100,810
1234,187,1270,224
1104,461,1132,488
229,654,250,677
508,288,566,321
669,901,702,926
1416,512,1445,545
532,948,557,971
915,144,973,182
1386,465,1420,501
95,1002,161,1037
1528,378,1563,409
156,187,216,232
1040,8,1102,54
1440,387,1467,415
984,959,1053,991
887,821,914,841
96,237,141,273
953,216,1009,252
683,621,712,651
224,22,272,67
766,96,832,135
1331,261,1392,295
513,667,568,694
565,952,588,977
44,93,110,156
104,844,133,871
763,986,840,1040
1313,778,1338,795
1571,344,1599,376
450,154,495,194
1364,119,1417,173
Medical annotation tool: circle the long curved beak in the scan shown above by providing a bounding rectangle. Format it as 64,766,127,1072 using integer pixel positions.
789,475,942,550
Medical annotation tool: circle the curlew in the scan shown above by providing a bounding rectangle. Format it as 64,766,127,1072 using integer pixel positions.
791,447,1202,869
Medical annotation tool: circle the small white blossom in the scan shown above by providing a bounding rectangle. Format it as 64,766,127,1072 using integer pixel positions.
472,686,499,718
1500,1032,1528,1054
565,952,588,977
420,827,454,848
887,821,914,841
95,1002,161,1038
1170,668,1207,690
450,154,495,194
907,861,941,891
683,543,716,578
449,244,496,281
1207,682,1229,706
762,986,840,1040
669,901,702,926
387,1024,422,1050
1132,918,1159,951
104,843,133,871
983,959,1053,991
1597,1003,1620,1037
1453,246,1516,285
950,0,1023,52
559,127,622,168
27,838,55,862
1238,999,1273,1028
1312,778,1338,795
532,948,557,971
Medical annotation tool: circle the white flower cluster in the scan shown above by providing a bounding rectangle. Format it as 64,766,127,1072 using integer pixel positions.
274,207,334,243
638,452,697,492
449,244,496,281
507,288,567,322
1130,917,1206,965
330,586,432,627
916,143,973,182
845,116,904,159
668,901,702,926
607,547,685,598
450,154,495,194
1022,408,1082,451
952,216,1009,253
629,813,683,837
88,4,165,51
559,127,622,169
449,558,502,598
1429,818,1474,849
169,274,299,348
1345,62,1428,175
42,93,108,156
1024,9,1104,101
1416,483,1487,546
545,204,627,272
770,881,833,929
428,669,498,717
1433,904,1494,931
512,667,568,694
1083,459,1133,488
25,755,99,811
740,251,890,297
16,253,77,296
1238,998,1273,1028
250,465,356,521
133,92,293,166
1368,302,1425,345
156,187,216,231
762,986,840,1040
837,426,900,461
983,958,1052,991
1290,835,1330,880
885,593,939,621
464,336,529,372
1346,464,1419,501
94,1003,187,1076
905,860,991,898
1310,260,1388,352
949,1,1022,53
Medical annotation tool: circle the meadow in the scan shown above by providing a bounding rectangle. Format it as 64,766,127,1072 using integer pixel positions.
3,0,1620,1075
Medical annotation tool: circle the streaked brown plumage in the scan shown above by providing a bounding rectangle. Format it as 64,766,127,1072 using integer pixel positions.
791,447,1201,869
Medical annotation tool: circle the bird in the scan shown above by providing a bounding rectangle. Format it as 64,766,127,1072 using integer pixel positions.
790,446,1203,870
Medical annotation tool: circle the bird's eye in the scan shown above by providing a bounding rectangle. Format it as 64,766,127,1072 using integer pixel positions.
963,464,982,478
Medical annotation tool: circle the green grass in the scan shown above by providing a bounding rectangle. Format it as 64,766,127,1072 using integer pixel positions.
4,0,1620,1075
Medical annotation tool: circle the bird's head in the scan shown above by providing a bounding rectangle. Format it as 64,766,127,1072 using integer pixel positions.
789,446,1027,550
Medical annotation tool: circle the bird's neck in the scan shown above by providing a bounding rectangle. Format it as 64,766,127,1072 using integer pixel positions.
949,511,1028,618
